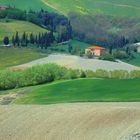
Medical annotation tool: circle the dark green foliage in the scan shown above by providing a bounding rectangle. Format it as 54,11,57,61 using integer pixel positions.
69,13,139,48
15,31,20,46
21,32,28,46
0,7,72,44
99,53,115,61
113,50,129,59
29,33,35,44
3,36,9,45
12,35,15,46
68,42,73,53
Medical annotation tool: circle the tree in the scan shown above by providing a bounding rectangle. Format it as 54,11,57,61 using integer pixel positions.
3,36,9,46
126,47,131,56
109,46,113,55
68,42,73,53
15,31,20,46
48,30,55,43
29,33,35,44
21,32,28,47
12,35,16,46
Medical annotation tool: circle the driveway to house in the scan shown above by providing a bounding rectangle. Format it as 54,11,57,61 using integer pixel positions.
13,54,140,71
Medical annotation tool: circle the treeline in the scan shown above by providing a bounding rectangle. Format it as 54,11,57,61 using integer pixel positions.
0,7,72,42
69,13,140,49
0,64,140,90
3,31,55,49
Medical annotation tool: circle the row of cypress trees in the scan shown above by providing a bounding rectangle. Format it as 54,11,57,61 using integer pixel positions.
3,31,56,49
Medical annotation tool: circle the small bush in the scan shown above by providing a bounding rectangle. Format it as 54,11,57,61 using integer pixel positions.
113,50,128,59
99,53,115,61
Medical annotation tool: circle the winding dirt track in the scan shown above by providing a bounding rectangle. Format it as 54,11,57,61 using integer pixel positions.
0,103,140,140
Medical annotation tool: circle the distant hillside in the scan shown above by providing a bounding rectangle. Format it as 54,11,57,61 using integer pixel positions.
0,0,55,12
0,20,48,40
43,0,140,16
1,0,140,16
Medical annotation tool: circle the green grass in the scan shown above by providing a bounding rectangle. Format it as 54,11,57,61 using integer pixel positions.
1,0,140,16
0,20,48,41
0,47,47,69
0,0,55,12
15,78,140,104
40,0,140,16
125,53,140,67
50,40,91,52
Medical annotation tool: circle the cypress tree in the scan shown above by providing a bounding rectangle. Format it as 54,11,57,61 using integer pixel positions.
21,32,27,47
30,33,35,44
3,36,9,46
15,31,20,47
12,35,15,46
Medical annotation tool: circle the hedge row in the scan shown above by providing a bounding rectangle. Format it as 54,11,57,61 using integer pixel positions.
0,64,140,90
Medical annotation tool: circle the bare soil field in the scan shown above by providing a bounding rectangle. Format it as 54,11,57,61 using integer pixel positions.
0,103,140,140
13,54,140,71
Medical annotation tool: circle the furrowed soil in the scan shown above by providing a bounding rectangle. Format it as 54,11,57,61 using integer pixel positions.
0,103,140,140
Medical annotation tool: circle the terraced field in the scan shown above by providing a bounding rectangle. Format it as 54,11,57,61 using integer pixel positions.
0,103,140,140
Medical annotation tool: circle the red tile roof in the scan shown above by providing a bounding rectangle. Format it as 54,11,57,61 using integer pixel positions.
88,46,106,50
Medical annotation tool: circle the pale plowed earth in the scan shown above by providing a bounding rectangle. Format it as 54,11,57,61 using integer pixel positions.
0,103,140,140
13,54,140,71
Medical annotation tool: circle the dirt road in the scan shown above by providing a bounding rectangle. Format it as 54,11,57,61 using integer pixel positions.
13,54,140,71
0,103,140,140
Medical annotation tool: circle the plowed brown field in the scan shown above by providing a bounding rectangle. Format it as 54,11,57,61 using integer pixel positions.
0,103,140,140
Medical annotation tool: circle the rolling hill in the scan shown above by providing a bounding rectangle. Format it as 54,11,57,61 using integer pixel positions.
0,0,55,11
43,0,140,16
0,20,48,40
15,78,140,104
0,47,47,69
1,0,140,16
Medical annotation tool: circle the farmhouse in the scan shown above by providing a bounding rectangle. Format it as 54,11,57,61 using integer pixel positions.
85,46,106,56
0,6,8,11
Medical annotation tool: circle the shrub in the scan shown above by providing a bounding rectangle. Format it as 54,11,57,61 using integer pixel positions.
63,69,80,79
109,70,130,79
99,53,115,61
95,69,110,78
0,70,20,90
0,64,140,90
113,50,128,59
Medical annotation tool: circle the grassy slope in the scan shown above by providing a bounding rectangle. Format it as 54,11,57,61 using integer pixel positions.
127,53,140,67
43,0,140,16
1,0,140,16
16,78,140,104
0,0,55,11
50,40,91,52
123,53,140,67
0,47,47,69
0,20,48,40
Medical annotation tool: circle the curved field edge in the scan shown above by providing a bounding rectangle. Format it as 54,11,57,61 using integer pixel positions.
0,20,48,41
15,78,140,104
0,47,47,69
